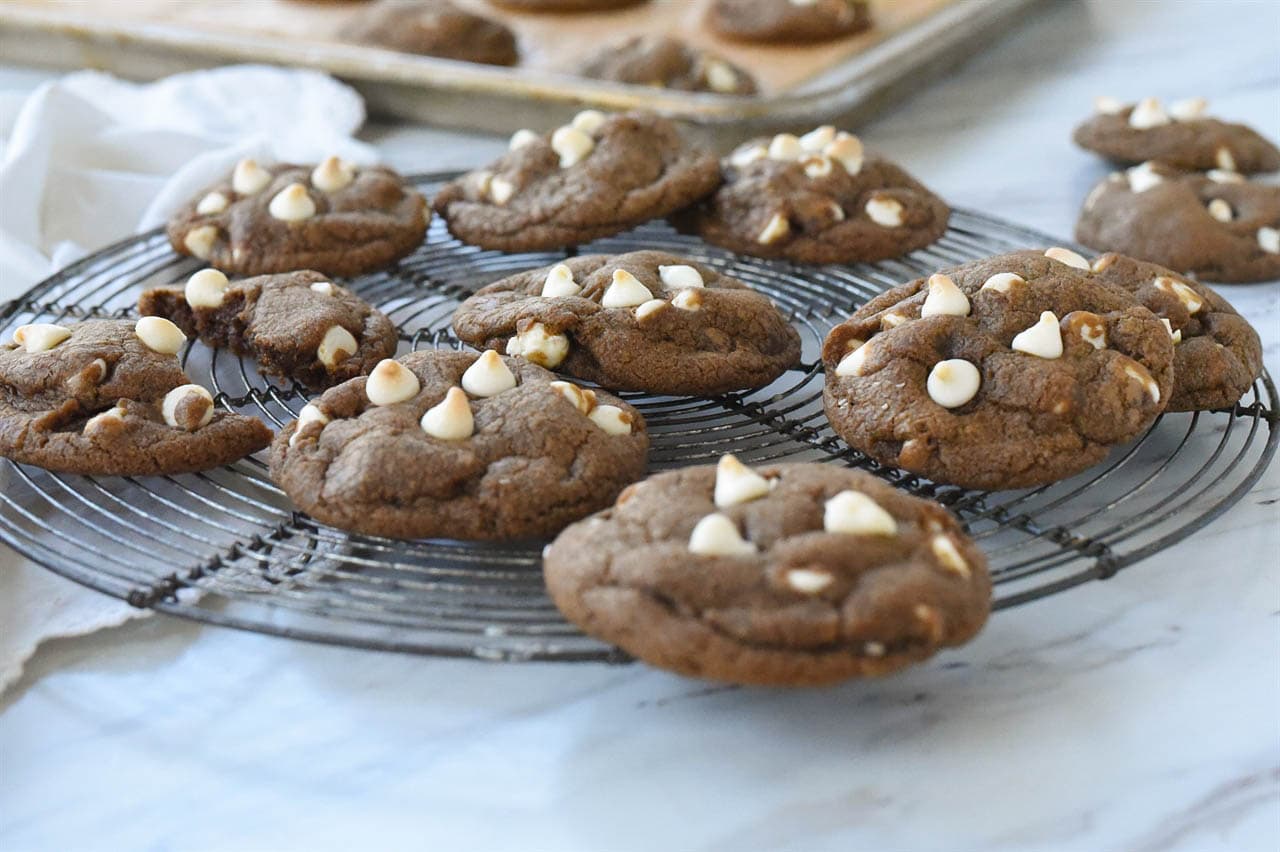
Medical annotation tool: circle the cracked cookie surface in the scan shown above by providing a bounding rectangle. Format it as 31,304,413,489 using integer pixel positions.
0,319,271,475
706,0,871,44
452,251,801,395
340,0,518,65
677,127,949,264
167,158,428,278
1075,163,1280,283
544,459,990,686
822,249,1175,491
271,349,649,539
140,269,398,391
1088,253,1262,411
432,111,720,252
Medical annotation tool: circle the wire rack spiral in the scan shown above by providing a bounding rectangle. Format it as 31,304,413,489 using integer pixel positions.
0,172,1275,662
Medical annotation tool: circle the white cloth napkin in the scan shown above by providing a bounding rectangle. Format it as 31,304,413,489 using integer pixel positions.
0,65,377,693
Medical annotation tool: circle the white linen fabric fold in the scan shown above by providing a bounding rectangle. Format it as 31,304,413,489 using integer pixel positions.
0,65,376,693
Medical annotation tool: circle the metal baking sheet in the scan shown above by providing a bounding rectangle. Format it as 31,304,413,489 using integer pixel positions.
0,0,1046,145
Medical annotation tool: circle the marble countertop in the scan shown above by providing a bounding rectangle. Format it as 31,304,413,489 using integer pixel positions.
2,1,1278,850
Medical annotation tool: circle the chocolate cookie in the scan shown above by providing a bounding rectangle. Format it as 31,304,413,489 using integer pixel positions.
452,251,801,395
706,0,870,44
271,349,649,539
0,319,271,475
1075,162,1280,283
678,127,949,264
577,35,758,95
432,110,720,252
1089,252,1263,411
488,0,647,10
139,269,399,391
168,157,428,278
822,248,1176,491
340,0,518,65
544,457,991,685
1074,96,1280,174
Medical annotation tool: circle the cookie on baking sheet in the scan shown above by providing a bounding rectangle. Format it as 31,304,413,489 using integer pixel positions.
340,0,518,66
452,251,801,395
431,110,720,252
821,248,1175,491
1074,96,1280,174
271,349,649,539
577,35,758,95
0,319,271,475
139,269,399,391
677,126,949,264
706,0,871,44
544,457,991,686
1088,252,1262,412
489,0,647,10
168,157,428,278
1075,162,1280,283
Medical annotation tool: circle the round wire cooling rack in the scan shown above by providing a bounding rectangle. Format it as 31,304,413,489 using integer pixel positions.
0,172,1275,663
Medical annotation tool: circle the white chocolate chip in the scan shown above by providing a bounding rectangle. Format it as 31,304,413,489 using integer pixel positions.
1169,96,1207,121
687,513,756,557
921,273,970,318
541,264,581,298
1011,311,1064,359
1257,227,1280,254
1128,97,1169,129
506,322,569,368
135,316,187,355
1125,162,1164,194
1044,246,1090,270
802,155,833,179
980,272,1024,293
365,359,421,406
926,359,981,409
196,192,229,215
183,225,219,260
635,299,668,321
14,323,71,353
1066,311,1108,350
509,128,540,151
310,281,335,296
799,125,836,152
551,126,595,168
863,641,886,658
311,156,355,193
470,170,494,197
84,403,127,437
268,183,316,222
835,342,869,377
704,60,739,93
1215,146,1237,172
657,264,704,290
1083,181,1109,212
757,213,791,245
550,380,596,415
767,133,804,161
865,195,904,228
185,268,230,309
317,325,358,369
571,110,608,135
1094,96,1125,115
1161,318,1183,344
1091,253,1118,273
1122,360,1161,404
827,201,846,222
729,144,767,168
1207,198,1233,222
931,535,970,578
880,311,907,330
489,176,516,206
714,453,771,508
588,404,633,435
162,384,214,430
601,269,653,308
461,350,517,398
671,289,703,311
1154,276,1203,313
420,386,474,440
823,490,897,536
289,403,330,447
786,568,833,594
824,132,863,175
1207,169,1244,184
232,158,271,195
